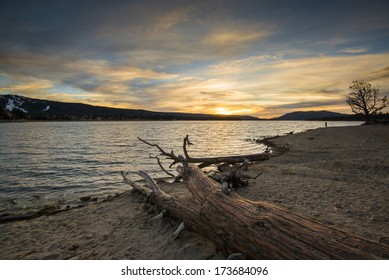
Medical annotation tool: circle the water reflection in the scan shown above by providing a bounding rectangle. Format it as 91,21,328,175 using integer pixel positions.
0,120,360,214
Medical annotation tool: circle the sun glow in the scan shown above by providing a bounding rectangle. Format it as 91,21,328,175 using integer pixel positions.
215,107,232,115
212,106,258,116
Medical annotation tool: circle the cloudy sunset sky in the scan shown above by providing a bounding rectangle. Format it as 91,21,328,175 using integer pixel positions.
1,0,388,118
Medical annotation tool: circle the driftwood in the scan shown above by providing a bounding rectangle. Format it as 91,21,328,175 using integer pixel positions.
139,135,270,167
211,166,262,189
122,137,389,259
138,135,269,187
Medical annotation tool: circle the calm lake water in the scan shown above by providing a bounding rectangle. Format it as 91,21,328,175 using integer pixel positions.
0,120,361,214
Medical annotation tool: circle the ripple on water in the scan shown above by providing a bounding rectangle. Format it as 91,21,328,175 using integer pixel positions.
0,120,361,214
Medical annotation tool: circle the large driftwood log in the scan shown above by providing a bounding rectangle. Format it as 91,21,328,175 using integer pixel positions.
123,165,389,259
122,137,389,259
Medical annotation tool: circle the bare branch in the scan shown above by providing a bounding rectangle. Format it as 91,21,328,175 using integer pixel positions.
121,170,172,199
140,135,269,172
183,135,192,159
121,171,152,197
186,135,270,165
188,153,270,165
138,137,185,165
137,170,162,195
151,209,167,220
149,154,176,178
170,222,185,239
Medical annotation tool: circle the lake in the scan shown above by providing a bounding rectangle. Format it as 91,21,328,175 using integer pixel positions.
0,120,361,214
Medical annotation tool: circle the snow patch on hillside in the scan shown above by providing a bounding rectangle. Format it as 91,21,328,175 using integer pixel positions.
5,99,16,111
5,97,28,113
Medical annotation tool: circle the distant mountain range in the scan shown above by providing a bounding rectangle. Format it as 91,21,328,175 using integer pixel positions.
0,94,259,121
0,94,370,122
273,110,350,120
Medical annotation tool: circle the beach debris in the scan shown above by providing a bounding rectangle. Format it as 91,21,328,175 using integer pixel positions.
228,253,246,260
9,198,17,205
211,169,263,190
27,203,63,216
221,181,231,194
69,244,80,251
79,196,98,202
151,209,167,220
170,222,185,239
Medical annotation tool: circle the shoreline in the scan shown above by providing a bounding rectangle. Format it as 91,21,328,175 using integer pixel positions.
0,119,364,123
0,125,388,259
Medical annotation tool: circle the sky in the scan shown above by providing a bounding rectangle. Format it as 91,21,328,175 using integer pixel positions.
0,0,388,118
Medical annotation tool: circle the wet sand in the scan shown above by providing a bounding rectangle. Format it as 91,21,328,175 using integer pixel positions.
0,125,388,259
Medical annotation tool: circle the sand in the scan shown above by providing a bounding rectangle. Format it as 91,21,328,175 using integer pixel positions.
0,125,388,259
241,125,389,242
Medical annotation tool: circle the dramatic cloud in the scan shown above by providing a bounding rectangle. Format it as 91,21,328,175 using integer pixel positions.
0,0,388,117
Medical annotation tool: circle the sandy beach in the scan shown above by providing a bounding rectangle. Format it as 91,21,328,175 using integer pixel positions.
0,125,388,259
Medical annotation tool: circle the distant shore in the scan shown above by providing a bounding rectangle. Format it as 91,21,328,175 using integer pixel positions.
0,124,388,259
0,119,364,123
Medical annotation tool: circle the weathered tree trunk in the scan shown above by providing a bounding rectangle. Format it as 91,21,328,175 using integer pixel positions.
124,164,389,260
123,136,389,259
183,165,388,259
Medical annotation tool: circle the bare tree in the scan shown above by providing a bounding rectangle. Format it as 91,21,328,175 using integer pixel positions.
346,80,388,124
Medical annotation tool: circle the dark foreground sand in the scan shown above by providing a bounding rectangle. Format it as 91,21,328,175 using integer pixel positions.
0,125,388,259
